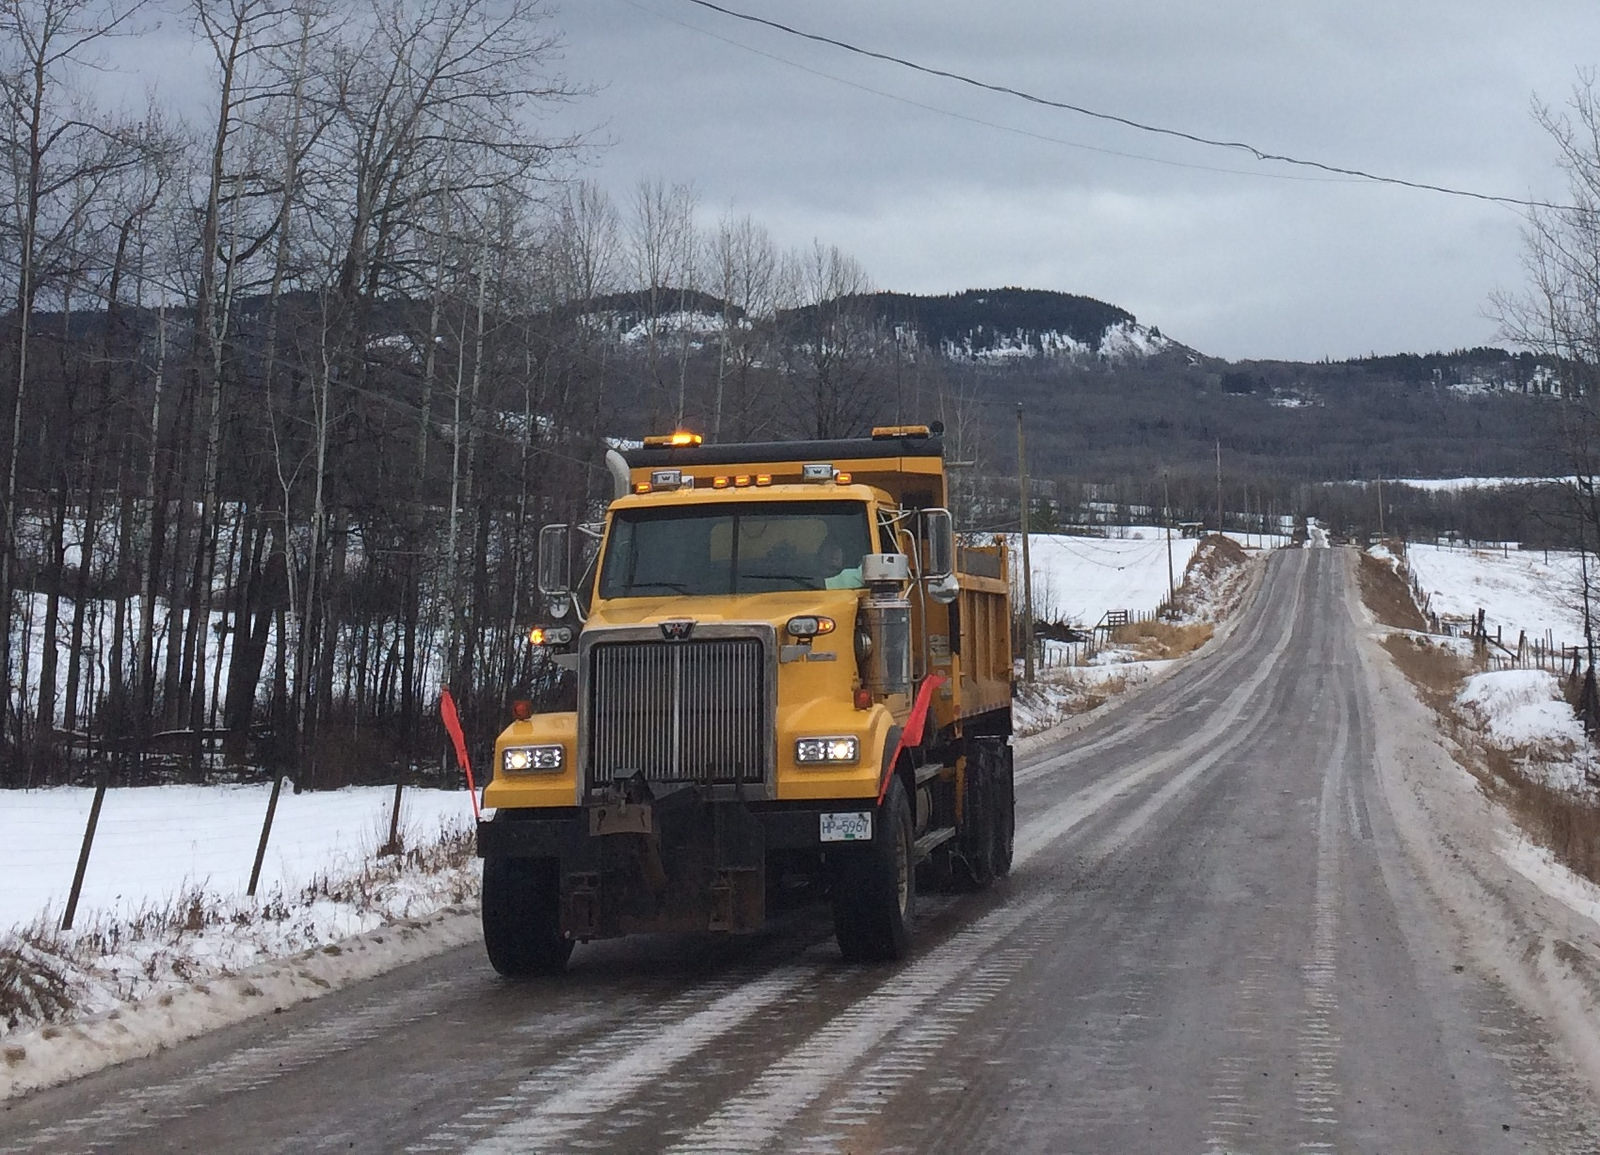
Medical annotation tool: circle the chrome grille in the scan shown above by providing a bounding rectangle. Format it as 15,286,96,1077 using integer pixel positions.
584,636,770,788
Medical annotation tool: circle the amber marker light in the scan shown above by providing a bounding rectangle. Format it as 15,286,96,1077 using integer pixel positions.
643,430,703,448
734,475,751,487
755,474,772,486
712,476,730,489
834,472,852,485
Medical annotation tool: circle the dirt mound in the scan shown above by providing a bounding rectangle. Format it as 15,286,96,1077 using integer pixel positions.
1358,551,1427,631
1186,533,1248,584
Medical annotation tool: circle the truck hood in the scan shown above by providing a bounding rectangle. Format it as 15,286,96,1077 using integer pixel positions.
585,588,864,632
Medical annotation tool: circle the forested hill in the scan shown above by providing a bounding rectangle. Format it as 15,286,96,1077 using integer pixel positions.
819,288,1141,353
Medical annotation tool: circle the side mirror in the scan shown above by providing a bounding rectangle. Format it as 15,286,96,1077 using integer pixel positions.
920,507,955,581
537,524,571,613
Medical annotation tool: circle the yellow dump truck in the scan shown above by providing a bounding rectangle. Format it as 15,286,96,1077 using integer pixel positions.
476,424,1014,972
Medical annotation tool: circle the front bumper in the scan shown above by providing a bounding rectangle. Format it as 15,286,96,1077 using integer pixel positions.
476,794,880,940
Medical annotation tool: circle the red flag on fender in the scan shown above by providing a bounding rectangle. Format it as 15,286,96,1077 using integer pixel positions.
439,686,480,819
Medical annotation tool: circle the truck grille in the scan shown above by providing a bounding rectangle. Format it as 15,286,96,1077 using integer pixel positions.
583,635,771,789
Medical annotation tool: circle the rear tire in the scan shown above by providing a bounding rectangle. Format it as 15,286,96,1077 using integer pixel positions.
831,776,916,962
482,855,573,976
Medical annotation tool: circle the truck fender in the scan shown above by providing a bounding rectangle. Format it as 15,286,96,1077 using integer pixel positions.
875,674,947,804
874,724,904,806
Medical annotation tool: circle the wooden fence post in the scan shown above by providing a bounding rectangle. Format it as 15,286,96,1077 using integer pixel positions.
382,781,405,856
248,774,285,898
61,770,108,931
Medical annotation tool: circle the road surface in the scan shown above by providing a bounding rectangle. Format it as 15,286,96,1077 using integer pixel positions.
5,547,1600,1153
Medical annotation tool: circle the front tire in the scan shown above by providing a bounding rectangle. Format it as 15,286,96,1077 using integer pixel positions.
831,776,916,962
482,855,573,976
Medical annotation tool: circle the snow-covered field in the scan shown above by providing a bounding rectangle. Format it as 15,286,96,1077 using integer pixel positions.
0,785,476,935
1016,527,1293,630
1011,527,1202,627
1402,541,1585,646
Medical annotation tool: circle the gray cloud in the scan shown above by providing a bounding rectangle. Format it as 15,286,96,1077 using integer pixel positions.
543,0,1596,360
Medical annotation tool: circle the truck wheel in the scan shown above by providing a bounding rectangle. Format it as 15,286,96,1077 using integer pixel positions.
482,855,573,976
992,742,1015,879
956,743,998,890
831,776,916,962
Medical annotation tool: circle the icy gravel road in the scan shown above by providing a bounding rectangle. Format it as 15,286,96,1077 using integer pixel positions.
5,547,1600,1153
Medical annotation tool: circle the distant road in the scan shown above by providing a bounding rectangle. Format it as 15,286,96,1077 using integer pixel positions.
4,548,1598,1153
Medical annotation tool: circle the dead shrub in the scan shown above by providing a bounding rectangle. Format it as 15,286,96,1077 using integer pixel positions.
1110,619,1214,660
0,931,75,1033
1358,551,1427,631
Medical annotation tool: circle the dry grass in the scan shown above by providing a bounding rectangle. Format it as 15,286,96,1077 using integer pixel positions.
1380,633,1472,713
1110,619,1214,660
1358,550,1427,631
1498,764,1600,881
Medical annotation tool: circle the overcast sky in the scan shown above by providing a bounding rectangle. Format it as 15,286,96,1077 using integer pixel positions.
538,0,1600,362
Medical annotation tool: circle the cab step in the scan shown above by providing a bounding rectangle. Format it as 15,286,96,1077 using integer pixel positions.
912,826,957,862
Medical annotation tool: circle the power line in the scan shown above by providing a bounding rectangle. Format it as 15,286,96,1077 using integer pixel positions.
619,0,1358,186
679,0,1567,213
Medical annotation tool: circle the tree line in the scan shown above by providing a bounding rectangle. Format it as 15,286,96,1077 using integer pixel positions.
0,0,950,787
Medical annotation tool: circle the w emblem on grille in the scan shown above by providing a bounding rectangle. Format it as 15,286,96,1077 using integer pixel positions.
659,619,695,641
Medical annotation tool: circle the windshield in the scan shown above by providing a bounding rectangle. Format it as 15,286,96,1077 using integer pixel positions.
599,500,874,598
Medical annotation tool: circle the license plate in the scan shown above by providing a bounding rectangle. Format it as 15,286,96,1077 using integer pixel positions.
820,811,872,842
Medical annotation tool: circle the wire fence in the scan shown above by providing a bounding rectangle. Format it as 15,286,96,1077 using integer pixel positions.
1390,550,1597,733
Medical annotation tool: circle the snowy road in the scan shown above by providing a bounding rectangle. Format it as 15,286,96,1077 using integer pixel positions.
5,548,1600,1152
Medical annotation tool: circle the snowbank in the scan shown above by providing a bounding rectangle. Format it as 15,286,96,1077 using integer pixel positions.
1458,670,1585,752
1455,669,1597,794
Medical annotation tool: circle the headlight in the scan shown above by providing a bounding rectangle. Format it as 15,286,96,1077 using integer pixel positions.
502,744,564,772
795,736,860,765
787,615,836,639
528,625,574,646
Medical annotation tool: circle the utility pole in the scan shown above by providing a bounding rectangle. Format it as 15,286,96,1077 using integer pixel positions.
1163,469,1175,608
1215,440,1223,538
1376,474,1385,539
1017,403,1035,683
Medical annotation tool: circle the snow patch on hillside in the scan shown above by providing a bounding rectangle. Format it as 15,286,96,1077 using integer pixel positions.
940,319,1169,363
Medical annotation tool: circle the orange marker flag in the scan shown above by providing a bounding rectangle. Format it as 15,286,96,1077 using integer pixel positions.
439,686,480,819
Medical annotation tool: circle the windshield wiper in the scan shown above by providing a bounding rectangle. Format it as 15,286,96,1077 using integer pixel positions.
627,580,693,594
